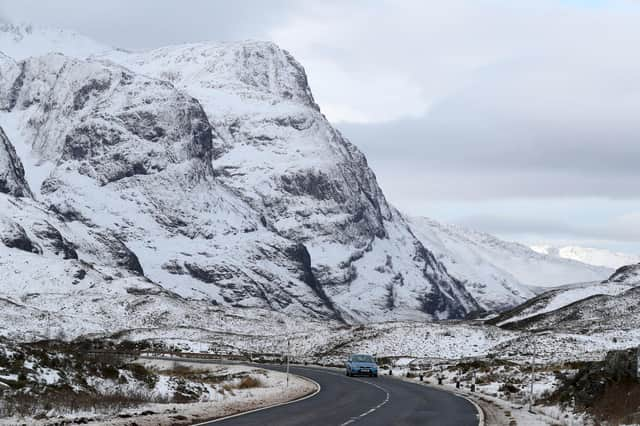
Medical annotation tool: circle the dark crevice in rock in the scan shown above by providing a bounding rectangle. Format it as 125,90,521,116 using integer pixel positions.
4,61,25,112
48,202,90,224
0,126,32,198
93,232,144,276
31,221,78,260
414,241,482,319
285,243,345,323
280,171,345,203
73,78,111,110
183,262,219,284
0,220,40,254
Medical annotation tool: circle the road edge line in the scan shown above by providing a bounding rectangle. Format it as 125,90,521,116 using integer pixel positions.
392,375,486,426
191,372,321,425
450,389,486,426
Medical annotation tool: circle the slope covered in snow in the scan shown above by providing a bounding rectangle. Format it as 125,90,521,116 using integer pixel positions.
531,244,640,269
489,260,640,328
0,23,111,61
497,285,640,337
100,41,481,320
604,262,640,286
408,217,612,310
0,27,483,330
488,280,636,327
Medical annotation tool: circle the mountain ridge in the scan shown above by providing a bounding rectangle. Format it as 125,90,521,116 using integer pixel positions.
531,244,640,269
408,216,612,310
0,23,616,334
0,25,481,326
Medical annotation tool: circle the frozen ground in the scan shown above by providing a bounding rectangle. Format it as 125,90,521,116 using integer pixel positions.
100,360,317,426
0,357,315,426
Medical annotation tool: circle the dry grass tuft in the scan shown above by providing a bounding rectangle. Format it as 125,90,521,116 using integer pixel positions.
236,376,262,389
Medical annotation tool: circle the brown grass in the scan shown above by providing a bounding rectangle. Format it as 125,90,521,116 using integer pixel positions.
236,376,262,389
0,386,169,418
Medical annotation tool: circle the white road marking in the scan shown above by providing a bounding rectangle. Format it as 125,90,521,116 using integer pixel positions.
191,372,321,425
307,369,390,426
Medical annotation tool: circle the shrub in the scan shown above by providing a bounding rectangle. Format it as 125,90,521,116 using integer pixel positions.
126,364,158,388
100,365,120,381
237,376,262,389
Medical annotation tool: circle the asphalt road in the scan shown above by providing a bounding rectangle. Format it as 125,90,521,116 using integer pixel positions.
205,365,480,426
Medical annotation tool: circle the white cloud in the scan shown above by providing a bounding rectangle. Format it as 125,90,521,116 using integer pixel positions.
271,0,640,125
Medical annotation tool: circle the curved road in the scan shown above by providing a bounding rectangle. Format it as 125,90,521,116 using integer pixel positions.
204,365,480,426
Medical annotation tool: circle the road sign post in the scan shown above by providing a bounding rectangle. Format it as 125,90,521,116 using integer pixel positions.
529,345,536,413
286,338,290,388
637,346,640,382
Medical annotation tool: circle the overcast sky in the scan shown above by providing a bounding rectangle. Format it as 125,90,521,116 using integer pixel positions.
2,0,640,253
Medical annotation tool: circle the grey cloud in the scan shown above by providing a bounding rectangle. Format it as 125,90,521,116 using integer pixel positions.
459,213,640,244
364,168,640,202
338,59,640,201
278,1,640,203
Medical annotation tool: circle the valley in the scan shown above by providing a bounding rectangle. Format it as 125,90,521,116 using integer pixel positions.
0,22,639,425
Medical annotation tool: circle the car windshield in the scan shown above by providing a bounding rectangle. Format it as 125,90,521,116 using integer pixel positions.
352,355,374,363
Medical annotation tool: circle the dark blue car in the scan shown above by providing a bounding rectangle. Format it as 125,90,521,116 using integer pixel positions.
346,354,378,377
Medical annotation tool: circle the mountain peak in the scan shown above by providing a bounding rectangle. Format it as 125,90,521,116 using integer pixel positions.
0,22,111,61
531,244,640,269
109,39,319,110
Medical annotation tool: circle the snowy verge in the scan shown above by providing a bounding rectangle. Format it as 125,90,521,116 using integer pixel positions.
1,360,317,426
104,360,318,426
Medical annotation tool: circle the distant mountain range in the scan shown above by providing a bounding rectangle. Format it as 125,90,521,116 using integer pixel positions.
409,217,612,311
530,244,640,269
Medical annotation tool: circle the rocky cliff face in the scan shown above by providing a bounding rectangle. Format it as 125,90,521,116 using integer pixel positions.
1,53,213,184
1,23,623,340
0,126,31,197
109,41,482,320
0,34,481,326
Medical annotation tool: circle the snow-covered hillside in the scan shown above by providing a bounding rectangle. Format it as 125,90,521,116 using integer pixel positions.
408,217,612,310
0,24,484,330
499,285,640,337
0,23,111,61
530,244,640,269
604,262,640,286
489,280,636,327
0,22,625,342
489,258,640,330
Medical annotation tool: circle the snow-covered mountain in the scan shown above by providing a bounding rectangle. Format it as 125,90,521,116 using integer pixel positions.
489,258,640,329
0,23,111,61
408,217,612,311
0,24,483,330
0,23,621,339
530,244,640,269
